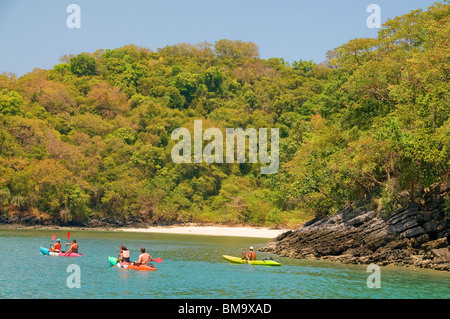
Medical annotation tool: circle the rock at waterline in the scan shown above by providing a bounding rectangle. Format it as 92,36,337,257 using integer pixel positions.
262,197,450,271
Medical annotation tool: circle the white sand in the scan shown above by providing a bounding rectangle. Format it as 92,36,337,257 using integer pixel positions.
118,225,289,238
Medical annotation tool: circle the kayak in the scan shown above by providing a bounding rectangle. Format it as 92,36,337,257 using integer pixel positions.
222,255,282,266
108,256,156,271
40,246,83,257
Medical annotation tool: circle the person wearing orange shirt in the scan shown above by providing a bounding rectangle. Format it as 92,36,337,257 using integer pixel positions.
49,239,62,252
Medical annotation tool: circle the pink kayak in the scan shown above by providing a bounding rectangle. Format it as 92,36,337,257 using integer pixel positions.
40,246,83,257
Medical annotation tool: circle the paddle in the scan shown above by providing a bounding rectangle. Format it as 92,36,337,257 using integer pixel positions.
132,257,162,266
65,232,71,256
48,234,56,252
241,248,250,261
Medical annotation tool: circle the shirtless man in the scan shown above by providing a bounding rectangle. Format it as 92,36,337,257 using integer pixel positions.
134,247,154,266
65,239,78,256
244,247,256,261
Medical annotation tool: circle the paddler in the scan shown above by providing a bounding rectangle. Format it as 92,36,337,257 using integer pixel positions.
244,246,257,261
64,239,78,256
133,247,154,266
117,246,131,263
49,239,61,252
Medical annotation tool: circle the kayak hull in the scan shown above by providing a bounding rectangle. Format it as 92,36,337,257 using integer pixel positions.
222,255,281,266
40,246,83,257
108,256,156,271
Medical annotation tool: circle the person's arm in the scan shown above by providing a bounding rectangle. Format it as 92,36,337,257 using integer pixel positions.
64,245,72,256
133,254,142,265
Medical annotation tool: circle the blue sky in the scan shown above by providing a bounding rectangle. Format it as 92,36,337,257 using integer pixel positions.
0,0,440,76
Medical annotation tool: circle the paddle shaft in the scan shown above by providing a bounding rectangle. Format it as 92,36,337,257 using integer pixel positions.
49,234,55,249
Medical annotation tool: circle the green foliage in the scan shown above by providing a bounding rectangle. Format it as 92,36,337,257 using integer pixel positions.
0,3,448,226
275,2,450,217
69,54,97,77
0,90,26,116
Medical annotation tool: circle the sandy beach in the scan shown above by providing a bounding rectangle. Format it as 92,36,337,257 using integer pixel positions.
0,223,291,239
119,225,290,238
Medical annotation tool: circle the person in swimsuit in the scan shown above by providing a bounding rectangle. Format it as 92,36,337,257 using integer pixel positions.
243,247,256,261
64,239,78,256
117,246,131,263
133,247,153,266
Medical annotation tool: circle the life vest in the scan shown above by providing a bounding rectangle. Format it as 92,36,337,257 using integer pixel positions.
122,250,130,258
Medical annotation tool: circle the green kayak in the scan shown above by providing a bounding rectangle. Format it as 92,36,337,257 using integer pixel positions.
108,256,118,266
222,255,281,266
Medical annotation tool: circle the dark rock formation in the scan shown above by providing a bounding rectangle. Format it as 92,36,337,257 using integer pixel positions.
0,215,148,229
262,196,450,271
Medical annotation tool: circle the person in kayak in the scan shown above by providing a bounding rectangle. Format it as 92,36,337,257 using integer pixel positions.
117,246,131,263
49,239,62,252
243,247,257,261
64,239,78,256
133,247,154,266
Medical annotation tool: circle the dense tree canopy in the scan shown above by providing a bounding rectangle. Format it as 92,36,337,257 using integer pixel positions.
0,3,448,226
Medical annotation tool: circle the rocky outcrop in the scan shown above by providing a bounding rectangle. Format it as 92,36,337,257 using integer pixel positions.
0,215,147,228
262,196,450,271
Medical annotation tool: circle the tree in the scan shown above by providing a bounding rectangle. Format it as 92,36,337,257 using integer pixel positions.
70,54,97,77
214,39,259,61
0,90,26,116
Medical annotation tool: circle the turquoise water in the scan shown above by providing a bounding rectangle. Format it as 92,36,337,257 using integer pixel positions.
0,229,449,299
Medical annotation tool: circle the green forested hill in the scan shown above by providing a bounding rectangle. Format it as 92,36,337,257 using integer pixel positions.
0,3,448,226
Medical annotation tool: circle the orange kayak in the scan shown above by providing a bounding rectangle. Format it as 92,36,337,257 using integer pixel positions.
108,256,156,271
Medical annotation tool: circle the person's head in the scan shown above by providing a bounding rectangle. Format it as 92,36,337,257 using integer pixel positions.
72,239,76,243
57,239,60,243
141,247,146,253
122,246,127,250
250,246,254,251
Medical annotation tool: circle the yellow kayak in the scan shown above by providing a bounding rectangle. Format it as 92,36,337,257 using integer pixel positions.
222,255,281,266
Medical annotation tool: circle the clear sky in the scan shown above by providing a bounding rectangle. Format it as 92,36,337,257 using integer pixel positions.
0,0,440,76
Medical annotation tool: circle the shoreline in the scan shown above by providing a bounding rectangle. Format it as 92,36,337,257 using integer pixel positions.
118,225,290,238
0,223,291,239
